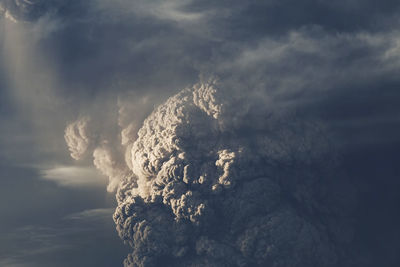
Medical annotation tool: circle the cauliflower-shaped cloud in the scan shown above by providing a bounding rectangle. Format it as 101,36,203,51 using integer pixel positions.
64,79,355,266
111,80,355,266
64,116,92,160
93,144,131,192
65,117,132,192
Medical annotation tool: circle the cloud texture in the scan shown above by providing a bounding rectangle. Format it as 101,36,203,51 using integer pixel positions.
3,0,399,266
0,0,64,22
66,79,355,266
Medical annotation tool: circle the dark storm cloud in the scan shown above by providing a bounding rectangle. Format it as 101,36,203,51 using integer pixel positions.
187,0,400,35
0,0,87,22
8,0,395,153
2,0,400,267
3,0,399,105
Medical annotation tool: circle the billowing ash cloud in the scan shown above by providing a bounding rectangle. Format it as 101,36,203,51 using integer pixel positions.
66,79,356,266
64,116,92,160
93,143,130,192
64,115,131,192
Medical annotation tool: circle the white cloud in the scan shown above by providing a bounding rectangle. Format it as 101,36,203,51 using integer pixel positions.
94,0,206,22
40,166,107,188
64,208,114,221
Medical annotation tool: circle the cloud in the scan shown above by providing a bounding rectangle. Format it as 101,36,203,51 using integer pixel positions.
2,0,400,265
64,208,114,221
40,166,106,188
64,116,92,160
212,26,400,96
93,0,207,23
116,80,356,266
93,144,131,192
0,0,71,23
0,0,40,22
66,79,356,266
64,115,134,192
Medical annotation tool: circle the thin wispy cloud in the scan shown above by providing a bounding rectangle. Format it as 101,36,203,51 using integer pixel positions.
40,166,107,188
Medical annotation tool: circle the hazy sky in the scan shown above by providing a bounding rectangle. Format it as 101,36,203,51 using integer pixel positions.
1,1,400,266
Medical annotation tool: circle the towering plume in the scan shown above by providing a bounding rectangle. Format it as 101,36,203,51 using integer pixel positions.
65,79,355,266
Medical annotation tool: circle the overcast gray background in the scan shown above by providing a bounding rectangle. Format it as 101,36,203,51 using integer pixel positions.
1,1,400,266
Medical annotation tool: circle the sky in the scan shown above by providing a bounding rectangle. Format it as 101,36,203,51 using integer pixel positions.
0,1,400,266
